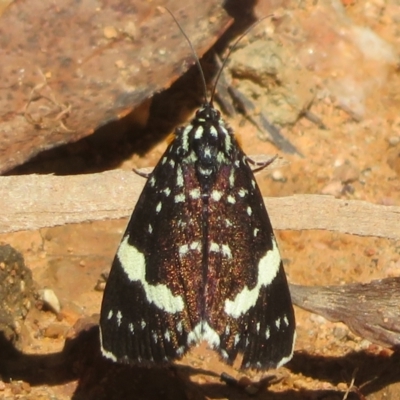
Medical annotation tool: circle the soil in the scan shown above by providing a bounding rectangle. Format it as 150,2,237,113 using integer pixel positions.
1,1,400,399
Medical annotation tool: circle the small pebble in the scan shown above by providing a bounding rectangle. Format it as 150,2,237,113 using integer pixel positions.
388,136,400,146
39,288,61,314
271,169,286,182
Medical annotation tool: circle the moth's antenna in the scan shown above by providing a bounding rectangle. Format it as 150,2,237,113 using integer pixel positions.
209,15,271,105
164,7,208,104
164,8,271,107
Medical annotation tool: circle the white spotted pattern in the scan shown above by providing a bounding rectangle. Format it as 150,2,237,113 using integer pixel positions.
156,202,162,213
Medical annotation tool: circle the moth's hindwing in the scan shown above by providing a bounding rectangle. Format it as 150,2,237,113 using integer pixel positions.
99,104,295,369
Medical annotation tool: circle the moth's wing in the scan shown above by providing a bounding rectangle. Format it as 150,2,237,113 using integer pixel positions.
206,149,295,370
99,139,204,364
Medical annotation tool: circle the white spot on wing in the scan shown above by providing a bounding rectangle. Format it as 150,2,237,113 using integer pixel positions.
227,195,236,204
221,244,232,259
129,323,134,333
221,349,229,360
189,188,200,199
169,159,175,168
225,219,232,227
247,206,252,216
238,188,247,197
181,126,191,151
148,224,153,234
210,242,220,253
177,320,183,334
118,236,184,313
163,187,171,196
177,346,185,356
174,193,185,203
283,315,289,327
211,190,223,201
224,133,232,151
265,327,270,339
149,176,156,187
152,332,158,343
190,241,200,251
253,228,259,237
275,318,281,329
234,333,240,346
187,321,220,348
179,244,188,256
156,202,162,213
141,320,146,329
116,310,122,327
107,310,113,320
256,322,260,333
229,169,235,187
164,329,171,342
224,238,281,318
176,166,184,187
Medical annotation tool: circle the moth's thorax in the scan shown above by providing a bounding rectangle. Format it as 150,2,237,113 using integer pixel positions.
178,103,235,190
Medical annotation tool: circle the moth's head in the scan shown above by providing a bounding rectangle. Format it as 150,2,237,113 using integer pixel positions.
194,103,221,124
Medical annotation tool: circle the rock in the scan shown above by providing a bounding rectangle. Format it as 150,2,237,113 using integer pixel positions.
0,244,36,349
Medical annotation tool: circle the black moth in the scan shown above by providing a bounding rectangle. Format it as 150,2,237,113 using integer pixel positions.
99,11,295,370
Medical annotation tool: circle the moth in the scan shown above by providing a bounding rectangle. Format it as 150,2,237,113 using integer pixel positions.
99,11,295,370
